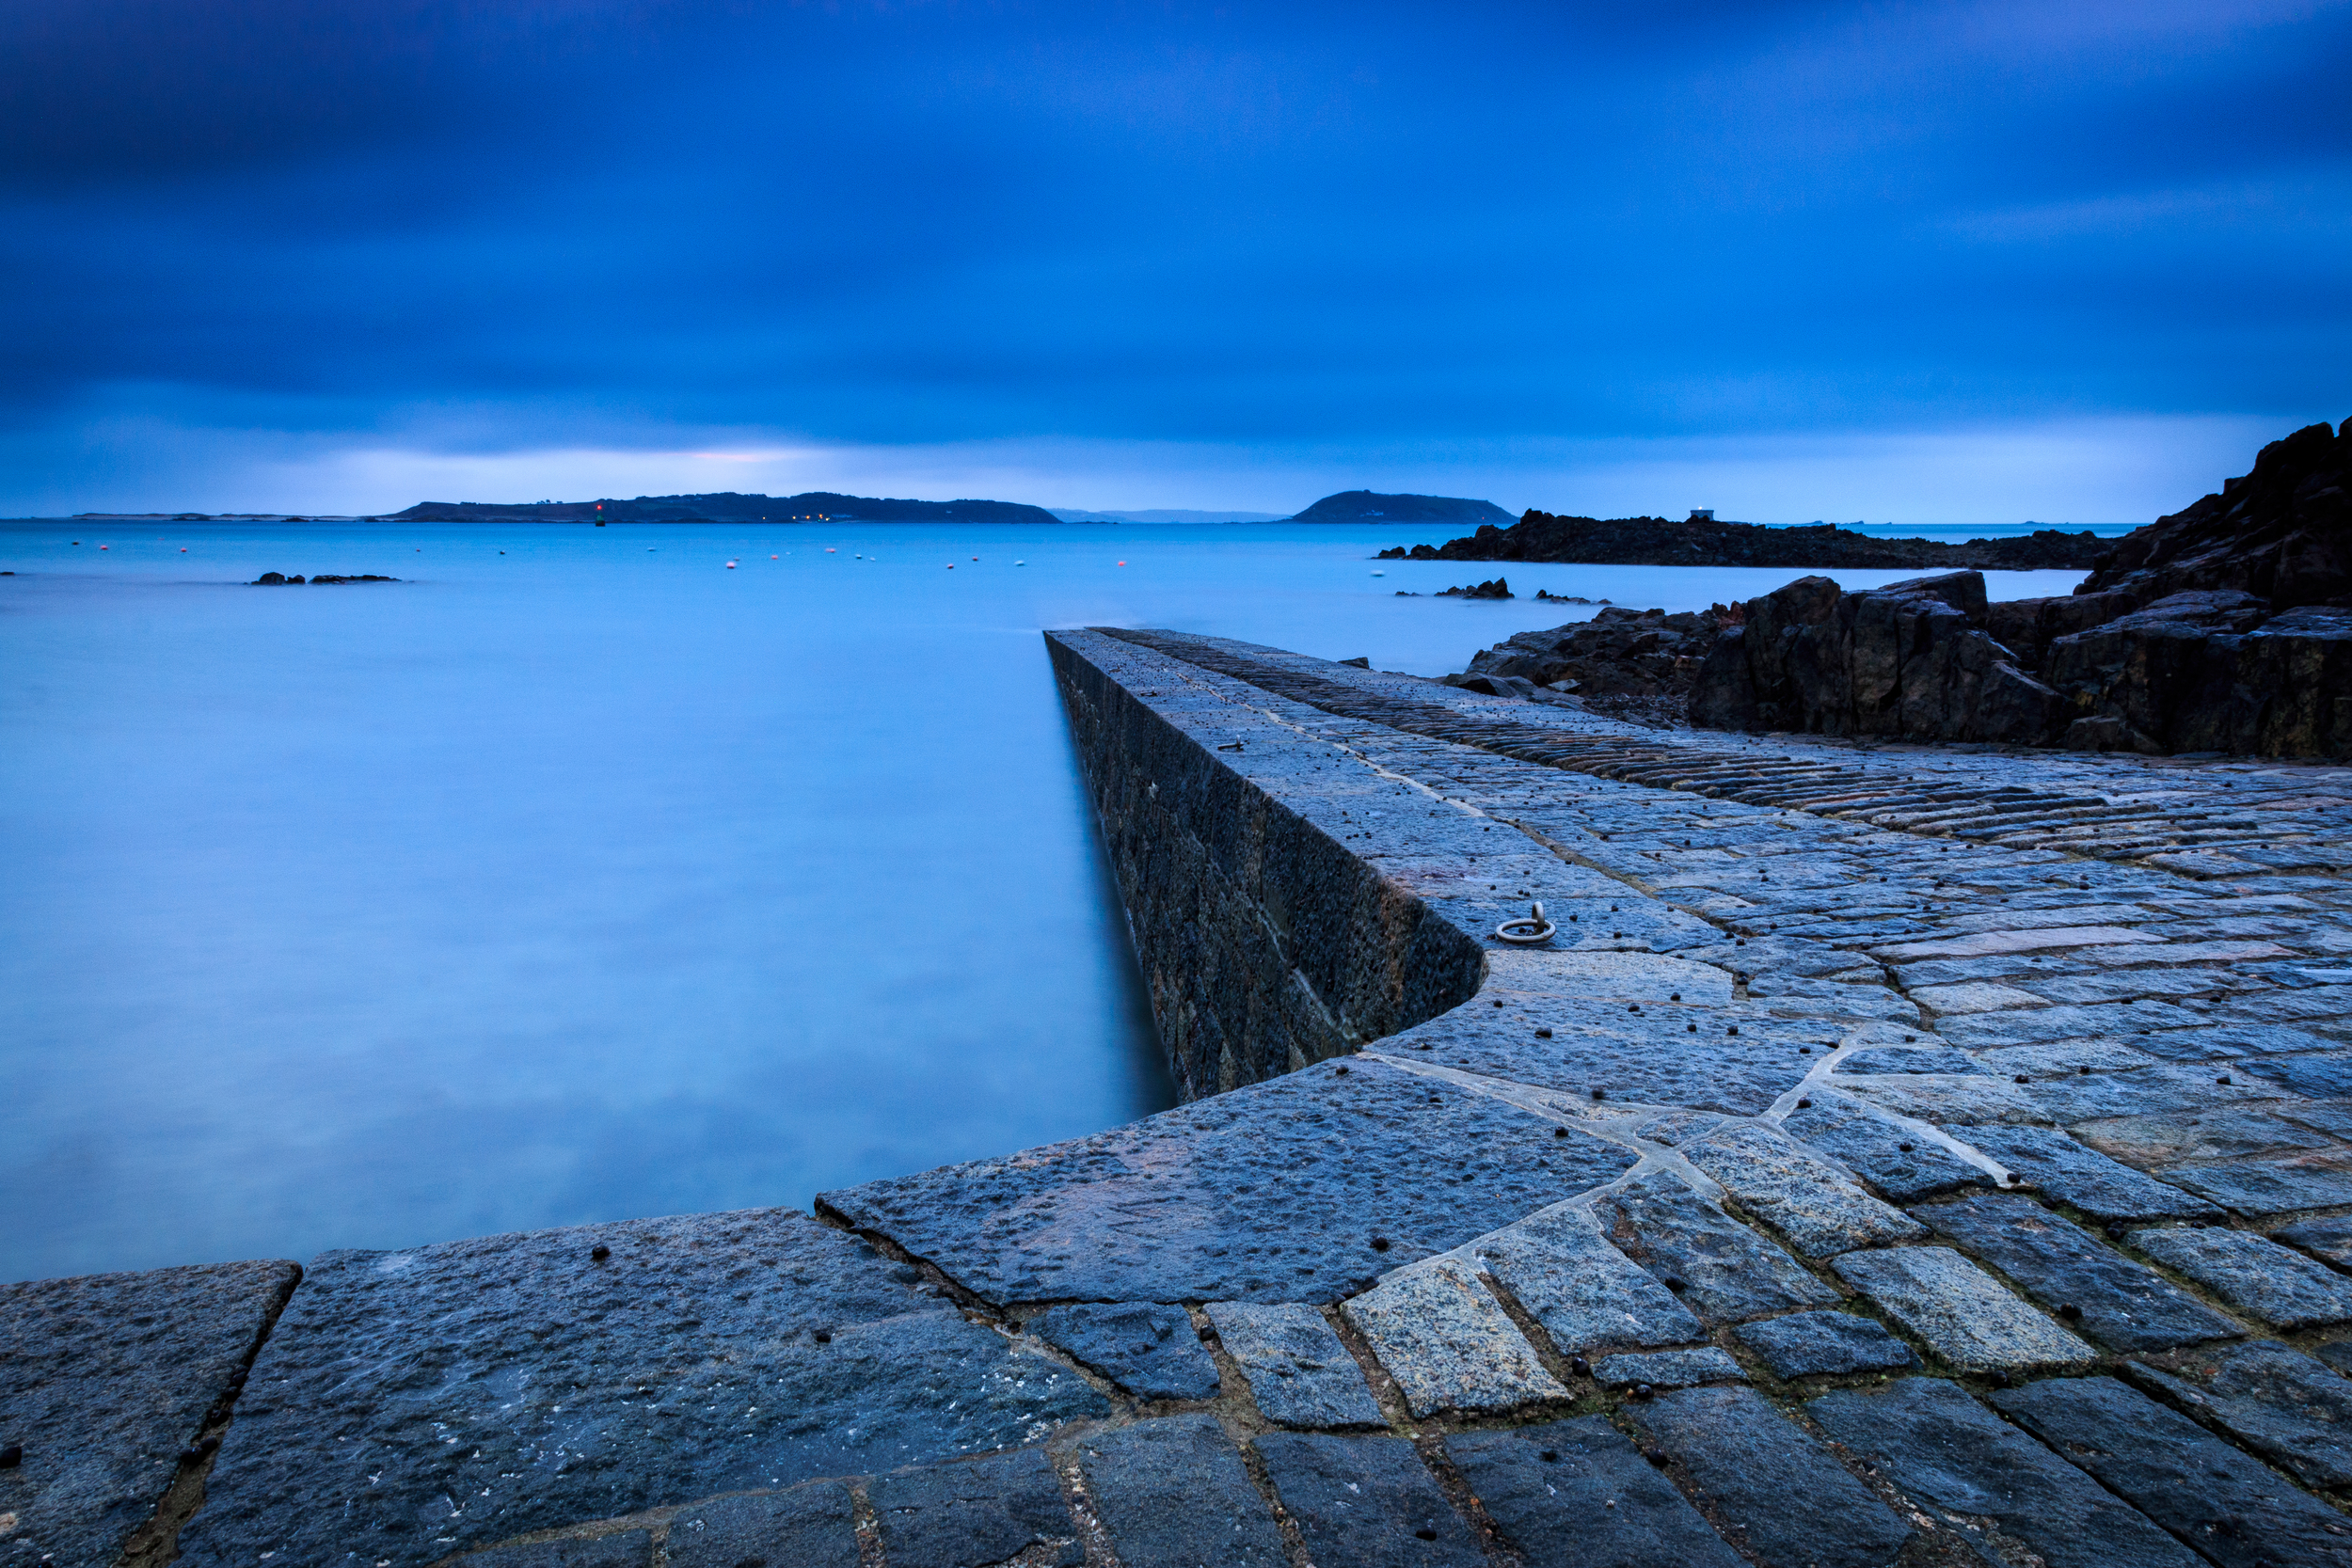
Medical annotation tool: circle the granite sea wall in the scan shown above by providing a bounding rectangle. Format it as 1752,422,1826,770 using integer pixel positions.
8,627,2352,1568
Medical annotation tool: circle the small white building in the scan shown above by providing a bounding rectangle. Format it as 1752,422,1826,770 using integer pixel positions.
1689,508,1715,522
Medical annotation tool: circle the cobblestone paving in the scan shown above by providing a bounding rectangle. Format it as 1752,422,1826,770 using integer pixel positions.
11,627,2352,1568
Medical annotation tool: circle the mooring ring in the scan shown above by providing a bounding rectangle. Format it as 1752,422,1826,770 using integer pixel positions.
1495,901,1556,946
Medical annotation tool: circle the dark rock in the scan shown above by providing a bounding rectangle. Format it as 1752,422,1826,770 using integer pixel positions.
251,571,286,584
1625,1385,1913,1568
0,1259,298,1568
1991,1374,2352,1568
2122,1339,2352,1488
1436,578,1512,599
458,1530,652,1568
868,1447,1081,1568
174,1210,1106,1568
1393,511,2109,571
820,1058,1632,1307
1445,1418,1744,1568
1806,1378,2201,1568
1251,1433,1482,1568
1458,605,1727,709
1025,1303,1218,1401
1448,672,1541,698
304,573,399,584
665,1482,857,1568
1731,1312,1916,1378
1914,1192,2241,1351
1073,1414,1284,1568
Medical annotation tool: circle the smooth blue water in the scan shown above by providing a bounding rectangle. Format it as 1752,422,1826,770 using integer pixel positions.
0,519,2092,1283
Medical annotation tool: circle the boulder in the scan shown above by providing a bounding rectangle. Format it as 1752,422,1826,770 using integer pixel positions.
1437,578,1513,599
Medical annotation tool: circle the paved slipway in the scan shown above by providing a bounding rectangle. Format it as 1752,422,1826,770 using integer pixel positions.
11,629,2352,1568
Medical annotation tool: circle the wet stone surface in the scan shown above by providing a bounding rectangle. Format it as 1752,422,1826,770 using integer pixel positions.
1342,1259,1568,1417
664,1484,858,1568
1073,1414,1285,1568
1677,1122,1929,1258
1831,1247,2096,1374
1445,1418,1748,1568
1025,1303,1218,1402
1591,1346,1744,1389
1731,1312,1917,1378
1201,1303,1384,1428
174,1211,1108,1568
868,1447,1082,1568
1251,1433,1484,1568
1948,1122,2221,1220
0,1259,298,1568
461,1531,653,1568
1593,1173,1840,1324
1778,1096,1990,1201
2123,1339,2352,1488
1462,1205,1703,1357
2130,1226,2352,1329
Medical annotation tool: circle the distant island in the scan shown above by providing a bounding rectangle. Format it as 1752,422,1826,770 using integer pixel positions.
1049,508,1289,524
389,492,1062,525
1378,510,2112,569
1290,490,1516,525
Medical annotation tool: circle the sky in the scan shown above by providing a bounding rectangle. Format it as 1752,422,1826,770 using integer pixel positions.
2,0,2345,522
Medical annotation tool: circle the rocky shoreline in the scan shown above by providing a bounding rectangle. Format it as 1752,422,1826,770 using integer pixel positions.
1381,514,2109,570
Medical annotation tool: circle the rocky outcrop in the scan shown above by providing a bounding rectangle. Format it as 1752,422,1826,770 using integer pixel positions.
1379,514,2108,570
250,573,398,585
1686,421,2352,757
1437,578,1513,599
1448,605,1732,727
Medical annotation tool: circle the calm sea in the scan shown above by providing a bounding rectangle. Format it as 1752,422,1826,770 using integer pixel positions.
0,517,2099,1282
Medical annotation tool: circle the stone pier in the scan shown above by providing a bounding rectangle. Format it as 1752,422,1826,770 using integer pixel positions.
8,627,2352,1567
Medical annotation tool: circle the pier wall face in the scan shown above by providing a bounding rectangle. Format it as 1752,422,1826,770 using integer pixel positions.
1047,631,1484,1099
11,626,2352,1568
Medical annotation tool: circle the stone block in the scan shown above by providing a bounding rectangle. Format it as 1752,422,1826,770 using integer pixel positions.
820,1058,1633,1306
1401,1001,1821,1114
2239,1050,2352,1100
1833,1046,1985,1074
1342,1259,1565,1417
2074,1103,2336,1164
1907,980,2047,1014
2155,1152,2352,1214
1626,1386,1912,1568
1915,1193,2240,1351
2130,1226,2352,1329
1250,1433,1482,1568
1991,1376,2352,1568
1444,1418,1745,1568
174,1211,1107,1568
1830,1248,2095,1374
1807,1378,2199,1568
1732,1312,1915,1378
868,1447,1081,1568
1201,1303,1384,1428
1873,927,2161,961
1025,1304,1218,1402
460,1531,653,1568
1678,1123,1930,1258
1951,1124,2218,1220
1073,1414,1285,1568
1779,1097,1989,1202
2123,1340,2352,1488
1461,1204,1702,1355
2028,1062,2281,1124
665,1484,857,1568
2277,1212,2352,1269
1593,1173,1840,1324
0,1259,298,1568
1592,1347,1744,1389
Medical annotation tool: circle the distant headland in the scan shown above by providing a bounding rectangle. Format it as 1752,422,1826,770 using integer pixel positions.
1380,511,2111,569
1289,490,1516,525
390,492,1064,525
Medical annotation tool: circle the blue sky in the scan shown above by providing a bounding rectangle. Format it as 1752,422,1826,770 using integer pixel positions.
2,0,2344,520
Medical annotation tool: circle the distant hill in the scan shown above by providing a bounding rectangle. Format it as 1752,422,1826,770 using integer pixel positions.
388,491,1060,525
1289,491,1517,525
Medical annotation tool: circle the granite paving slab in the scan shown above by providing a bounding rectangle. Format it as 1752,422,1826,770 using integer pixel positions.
1625,1385,1913,1568
2243,1051,2352,1100
1402,1004,1823,1114
1949,1123,2220,1220
461,1531,653,1568
2277,1213,2352,1269
1460,1205,1703,1356
1830,1247,2096,1374
1073,1414,1285,1568
2156,1151,2352,1214
1200,1303,1384,1429
174,1211,1107,1568
0,1259,298,1568
1731,1313,1916,1378
1591,1347,1745,1389
2073,1103,2340,1163
1025,1303,1218,1402
1807,1378,2202,1568
664,1483,858,1568
1443,1418,1746,1568
1341,1259,1567,1417
1834,1046,1984,1075
2123,1339,2352,1488
868,1447,1081,1568
1915,1192,2243,1351
1592,1173,1840,1324
2131,1226,2352,1329
1778,1096,1990,1201
1251,1433,1484,1568
819,1058,1633,1306
1677,1122,1929,1258
1991,1375,2352,1568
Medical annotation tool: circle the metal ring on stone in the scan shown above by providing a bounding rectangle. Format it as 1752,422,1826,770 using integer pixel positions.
1495,901,1556,946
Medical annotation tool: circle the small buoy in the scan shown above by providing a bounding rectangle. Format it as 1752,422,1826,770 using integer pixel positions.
1014,560,1025,566
826,547,836,553
972,556,979,562
181,547,187,552
771,554,778,559
1117,560,1127,566
99,545,108,549
1371,570,1384,577
725,560,738,569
